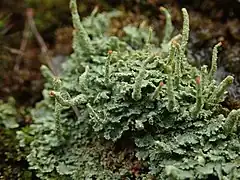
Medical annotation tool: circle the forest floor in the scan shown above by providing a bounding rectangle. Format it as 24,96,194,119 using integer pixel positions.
0,0,240,179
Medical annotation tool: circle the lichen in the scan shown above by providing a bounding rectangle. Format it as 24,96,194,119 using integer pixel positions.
18,0,240,179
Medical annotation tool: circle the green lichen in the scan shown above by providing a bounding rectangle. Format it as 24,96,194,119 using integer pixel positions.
0,98,33,179
18,0,240,179
0,97,18,129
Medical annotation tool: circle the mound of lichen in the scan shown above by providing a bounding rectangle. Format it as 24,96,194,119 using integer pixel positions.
18,0,240,179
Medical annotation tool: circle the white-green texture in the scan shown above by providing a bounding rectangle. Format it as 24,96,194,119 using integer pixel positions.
17,0,240,179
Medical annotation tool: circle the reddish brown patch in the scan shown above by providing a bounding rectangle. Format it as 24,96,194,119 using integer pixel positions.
108,50,113,55
131,165,140,177
49,91,55,96
26,8,34,17
218,41,223,46
196,76,201,85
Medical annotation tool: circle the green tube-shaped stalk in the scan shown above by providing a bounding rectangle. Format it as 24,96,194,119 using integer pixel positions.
160,7,174,44
208,75,234,104
87,103,101,122
180,8,189,55
224,109,240,134
70,0,95,54
191,76,204,117
166,66,175,112
50,91,87,107
167,42,177,66
54,101,62,138
132,55,154,101
208,42,222,81
132,67,146,101
150,81,164,101
176,8,189,84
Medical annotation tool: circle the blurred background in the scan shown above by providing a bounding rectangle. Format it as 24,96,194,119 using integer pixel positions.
0,0,240,179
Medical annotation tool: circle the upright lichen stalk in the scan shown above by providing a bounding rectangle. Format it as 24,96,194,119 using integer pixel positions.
70,0,95,55
175,8,189,86
166,66,176,112
191,76,203,117
208,42,222,82
18,1,240,179
132,55,154,101
160,7,174,45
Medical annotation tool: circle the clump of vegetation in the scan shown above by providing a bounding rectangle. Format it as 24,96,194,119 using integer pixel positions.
0,98,18,129
18,0,240,179
0,98,33,179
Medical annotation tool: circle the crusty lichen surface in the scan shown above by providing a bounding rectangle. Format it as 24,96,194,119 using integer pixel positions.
18,0,240,179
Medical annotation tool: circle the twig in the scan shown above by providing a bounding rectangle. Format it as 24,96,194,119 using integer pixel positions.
4,46,24,56
13,17,30,71
26,8,57,76
25,8,80,119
